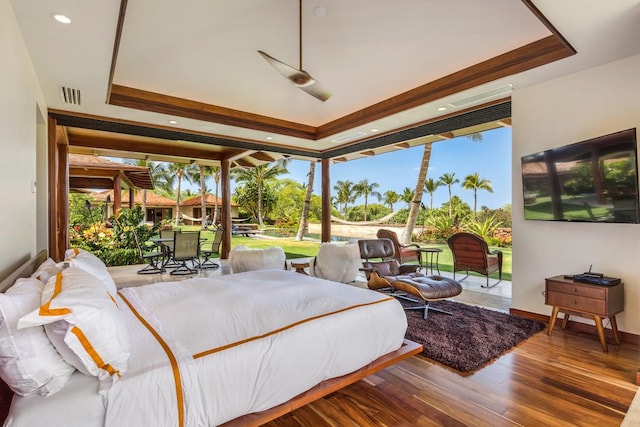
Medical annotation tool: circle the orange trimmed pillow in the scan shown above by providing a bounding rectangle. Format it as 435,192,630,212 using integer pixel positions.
0,278,74,396
18,267,130,393
64,248,117,296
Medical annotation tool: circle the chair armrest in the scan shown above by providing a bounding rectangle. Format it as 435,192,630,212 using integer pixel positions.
400,243,420,250
490,249,503,262
359,266,377,273
398,264,420,274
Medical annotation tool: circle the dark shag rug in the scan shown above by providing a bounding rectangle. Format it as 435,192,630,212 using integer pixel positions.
402,299,545,373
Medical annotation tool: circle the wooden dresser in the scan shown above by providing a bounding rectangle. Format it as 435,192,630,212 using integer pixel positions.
545,275,624,352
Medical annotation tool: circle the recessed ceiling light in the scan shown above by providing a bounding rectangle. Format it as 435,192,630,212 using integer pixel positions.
265,136,273,140
437,107,447,111
370,128,379,132
53,14,71,24
168,120,178,124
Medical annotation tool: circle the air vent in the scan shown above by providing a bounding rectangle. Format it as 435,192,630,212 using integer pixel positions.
449,84,514,108
59,86,82,105
331,131,367,143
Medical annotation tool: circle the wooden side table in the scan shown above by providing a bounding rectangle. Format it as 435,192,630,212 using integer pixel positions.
545,276,624,352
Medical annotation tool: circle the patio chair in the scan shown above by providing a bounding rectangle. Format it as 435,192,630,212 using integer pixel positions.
199,228,222,269
447,232,503,288
376,229,422,266
133,230,164,275
358,238,462,319
170,230,201,275
160,228,180,268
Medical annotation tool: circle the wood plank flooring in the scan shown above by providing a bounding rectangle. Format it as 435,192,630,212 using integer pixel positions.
109,263,639,426
263,328,639,426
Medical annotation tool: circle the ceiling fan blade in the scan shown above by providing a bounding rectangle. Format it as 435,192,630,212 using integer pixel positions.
258,50,332,102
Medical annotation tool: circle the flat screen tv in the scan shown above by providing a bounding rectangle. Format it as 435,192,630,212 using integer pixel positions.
521,128,639,223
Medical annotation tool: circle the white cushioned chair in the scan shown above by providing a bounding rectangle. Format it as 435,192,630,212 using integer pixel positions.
228,246,286,273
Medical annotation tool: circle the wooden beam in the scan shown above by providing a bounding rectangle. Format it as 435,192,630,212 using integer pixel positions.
113,175,122,215
439,132,455,139
68,133,226,161
316,35,574,139
69,177,113,189
497,118,512,127
221,159,231,259
394,142,410,149
321,159,331,243
332,157,347,163
250,152,278,162
224,149,258,163
108,85,318,140
360,150,375,157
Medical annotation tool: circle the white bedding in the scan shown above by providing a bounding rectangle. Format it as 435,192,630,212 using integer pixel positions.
5,269,407,427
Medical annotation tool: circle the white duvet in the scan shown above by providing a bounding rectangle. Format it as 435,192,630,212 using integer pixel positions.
7,269,407,427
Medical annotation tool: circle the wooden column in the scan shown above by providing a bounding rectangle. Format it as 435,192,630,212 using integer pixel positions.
128,188,134,209
113,175,122,215
47,118,69,261
321,158,331,243
221,159,231,259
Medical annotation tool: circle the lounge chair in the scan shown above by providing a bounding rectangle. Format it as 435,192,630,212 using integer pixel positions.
447,232,503,288
376,229,422,265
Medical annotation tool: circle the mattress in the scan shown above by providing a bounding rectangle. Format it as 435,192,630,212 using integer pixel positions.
5,269,407,427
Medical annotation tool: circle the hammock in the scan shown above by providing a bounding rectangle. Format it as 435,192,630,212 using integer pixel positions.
180,213,208,222
330,210,402,226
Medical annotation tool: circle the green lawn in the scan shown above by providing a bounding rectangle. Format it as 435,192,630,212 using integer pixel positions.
173,226,513,281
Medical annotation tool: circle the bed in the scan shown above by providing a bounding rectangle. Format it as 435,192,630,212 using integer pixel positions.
0,250,421,426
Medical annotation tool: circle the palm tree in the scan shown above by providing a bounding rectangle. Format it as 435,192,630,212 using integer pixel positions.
192,165,218,229
382,190,400,211
439,172,460,219
462,172,494,220
232,162,288,226
355,179,381,222
296,161,316,241
401,187,414,208
166,163,195,226
401,143,432,243
127,160,165,216
424,178,441,210
401,131,485,243
333,180,356,219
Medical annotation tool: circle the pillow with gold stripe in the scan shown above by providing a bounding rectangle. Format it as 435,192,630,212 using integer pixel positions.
64,247,117,296
17,267,131,394
0,277,75,396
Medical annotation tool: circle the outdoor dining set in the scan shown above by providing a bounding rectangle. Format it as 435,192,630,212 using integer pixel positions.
135,228,223,275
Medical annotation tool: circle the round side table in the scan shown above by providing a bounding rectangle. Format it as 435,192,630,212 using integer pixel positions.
416,247,443,275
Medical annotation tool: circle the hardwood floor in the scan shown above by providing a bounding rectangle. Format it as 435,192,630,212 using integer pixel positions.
109,263,639,426
263,328,639,426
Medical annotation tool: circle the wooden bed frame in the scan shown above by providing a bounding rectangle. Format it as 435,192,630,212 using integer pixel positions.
0,250,423,426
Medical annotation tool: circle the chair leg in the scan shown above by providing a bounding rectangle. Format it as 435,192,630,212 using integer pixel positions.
170,260,198,275
137,256,164,274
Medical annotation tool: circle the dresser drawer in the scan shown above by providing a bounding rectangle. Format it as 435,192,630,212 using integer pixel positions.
546,280,606,299
546,291,606,316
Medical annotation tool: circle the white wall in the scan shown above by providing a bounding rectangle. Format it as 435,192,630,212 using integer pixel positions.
512,53,640,335
0,0,47,278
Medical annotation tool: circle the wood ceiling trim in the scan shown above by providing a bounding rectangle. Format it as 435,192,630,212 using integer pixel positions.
70,177,114,189
67,133,226,161
106,1,574,142
108,85,318,140
316,35,573,139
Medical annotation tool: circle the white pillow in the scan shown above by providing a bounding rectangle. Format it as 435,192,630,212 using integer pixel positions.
64,247,117,295
311,242,361,283
229,246,286,273
18,267,131,394
30,258,63,283
0,277,74,396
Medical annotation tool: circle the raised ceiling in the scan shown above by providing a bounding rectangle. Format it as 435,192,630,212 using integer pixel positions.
10,0,640,165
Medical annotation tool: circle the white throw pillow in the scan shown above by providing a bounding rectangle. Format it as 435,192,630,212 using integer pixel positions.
18,267,131,394
64,247,117,295
311,242,361,283
30,258,63,283
229,246,286,273
0,277,75,396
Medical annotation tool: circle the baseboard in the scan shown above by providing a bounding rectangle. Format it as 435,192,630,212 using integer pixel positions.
509,308,640,345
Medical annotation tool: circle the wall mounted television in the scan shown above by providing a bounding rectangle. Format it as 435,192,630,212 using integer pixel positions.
521,128,639,223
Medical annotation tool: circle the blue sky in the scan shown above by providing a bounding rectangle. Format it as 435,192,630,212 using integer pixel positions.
283,126,512,210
